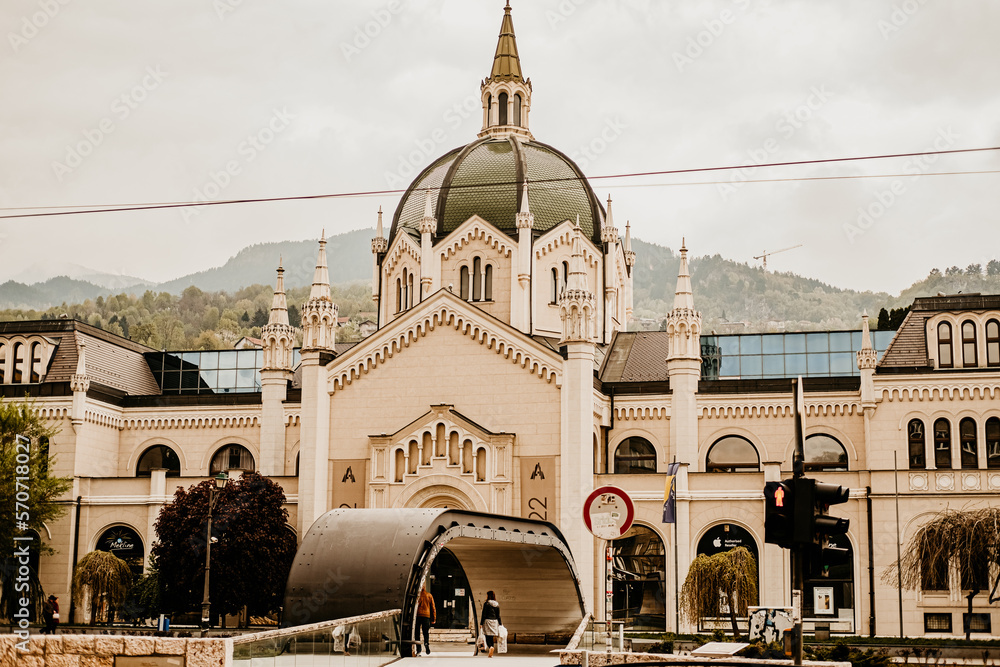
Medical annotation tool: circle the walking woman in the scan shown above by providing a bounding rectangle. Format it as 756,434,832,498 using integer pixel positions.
480,590,502,657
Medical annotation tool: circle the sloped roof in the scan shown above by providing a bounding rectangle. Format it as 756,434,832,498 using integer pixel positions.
879,294,1000,370
600,331,670,383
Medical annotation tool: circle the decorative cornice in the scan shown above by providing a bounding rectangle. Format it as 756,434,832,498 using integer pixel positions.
383,232,422,275
329,296,562,392
122,412,261,430
699,399,861,419
878,382,1000,402
440,217,515,260
534,226,601,265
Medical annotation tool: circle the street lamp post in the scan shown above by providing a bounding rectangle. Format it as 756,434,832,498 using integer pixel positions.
201,471,229,632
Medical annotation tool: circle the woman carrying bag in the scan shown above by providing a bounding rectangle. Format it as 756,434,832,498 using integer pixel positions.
479,591,502,657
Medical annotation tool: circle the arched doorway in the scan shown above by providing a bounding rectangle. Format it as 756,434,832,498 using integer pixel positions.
609,525,665,630
96,526,144,578
695,523,759,633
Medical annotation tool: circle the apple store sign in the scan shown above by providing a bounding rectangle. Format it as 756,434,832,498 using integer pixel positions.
697,523,758,561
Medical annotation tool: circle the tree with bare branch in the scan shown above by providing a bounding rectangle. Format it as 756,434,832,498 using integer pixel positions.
680,546,758,638
74,550,133,625
883,508,1000,640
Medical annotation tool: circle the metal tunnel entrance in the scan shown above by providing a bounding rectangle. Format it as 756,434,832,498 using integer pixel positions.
282,509,586,647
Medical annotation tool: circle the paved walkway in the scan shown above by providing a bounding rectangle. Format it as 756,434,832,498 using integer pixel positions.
400,642,564,667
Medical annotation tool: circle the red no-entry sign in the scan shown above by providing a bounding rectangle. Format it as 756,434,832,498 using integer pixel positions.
583,486,635,539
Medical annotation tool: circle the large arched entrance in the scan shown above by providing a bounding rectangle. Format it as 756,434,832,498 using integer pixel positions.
609,525,666,630
283,509,586,647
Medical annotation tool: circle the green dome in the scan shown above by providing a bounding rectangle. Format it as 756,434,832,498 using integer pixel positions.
390,137,605,245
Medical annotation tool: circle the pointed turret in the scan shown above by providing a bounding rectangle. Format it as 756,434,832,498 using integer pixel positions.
262,260,296,370
419,189,435,296
515,180,533,229
479,2,532,140
372,207,388,308
665,240,702,473
70,337,90,428
601,196,618,244
624,220,635,269
666,239,702,362
301,232,338,351
559,217,596,342
672,238,695,312
858,311,878,407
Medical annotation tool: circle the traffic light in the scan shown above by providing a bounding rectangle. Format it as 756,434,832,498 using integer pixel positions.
794,478,850,571
764,479,795,548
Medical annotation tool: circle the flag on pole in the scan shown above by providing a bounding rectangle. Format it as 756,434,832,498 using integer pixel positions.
662,462,680,523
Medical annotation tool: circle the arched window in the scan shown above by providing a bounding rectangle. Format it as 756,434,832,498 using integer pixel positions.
210,444,254,474
609,525,666,626
394,449,405,482
562,261,569,290
933,418,951,469
402,269,409,310
396,277,402,313
484,264,493,301
919,522,949,591
13,342,25,383
460,266,471,300
706,436,759,472
476,448,486,482
513,94,522,126
137,445,180,477
804,434,848,471
962,320,977,367
551,267,559,304
498,92,508,125
0,342,6,383
408,272,414,308
614,437,656,474
937,322,953,368
30,342,43,382
295,452,300,476
987,320,1000,367
908,419,926,469
959,418,978,469
472,257,482,301
986,417,1000,469
486,94,493,126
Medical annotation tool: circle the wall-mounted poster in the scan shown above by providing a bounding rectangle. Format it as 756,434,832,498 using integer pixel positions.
814,586,834,615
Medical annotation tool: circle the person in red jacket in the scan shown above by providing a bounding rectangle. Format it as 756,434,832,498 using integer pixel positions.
416,585,436,655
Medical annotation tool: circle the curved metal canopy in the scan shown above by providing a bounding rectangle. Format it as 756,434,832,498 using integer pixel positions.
282,509,586,641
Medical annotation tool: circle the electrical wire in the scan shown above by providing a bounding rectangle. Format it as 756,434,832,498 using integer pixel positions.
0,145,997,220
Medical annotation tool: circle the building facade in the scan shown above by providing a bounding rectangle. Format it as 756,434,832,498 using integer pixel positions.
4,4,999,638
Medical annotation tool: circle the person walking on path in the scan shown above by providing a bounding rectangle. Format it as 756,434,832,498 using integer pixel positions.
416,585,436,655
42,595,59,634
480,591,502,658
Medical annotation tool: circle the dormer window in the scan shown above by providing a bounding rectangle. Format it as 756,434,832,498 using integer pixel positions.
937,322,953,368
460,259,493,303
962,320,977,367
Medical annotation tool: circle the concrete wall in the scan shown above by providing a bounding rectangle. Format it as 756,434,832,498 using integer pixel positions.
4,634,232,667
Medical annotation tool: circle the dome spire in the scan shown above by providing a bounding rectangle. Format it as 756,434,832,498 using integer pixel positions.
479,2,532,140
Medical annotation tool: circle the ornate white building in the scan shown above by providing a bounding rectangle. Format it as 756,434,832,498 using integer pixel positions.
4,4,1000,638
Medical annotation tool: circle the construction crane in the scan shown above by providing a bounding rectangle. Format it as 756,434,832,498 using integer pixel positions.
754,244,802,271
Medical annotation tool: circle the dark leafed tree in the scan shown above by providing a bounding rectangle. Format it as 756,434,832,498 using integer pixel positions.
988,259,1000,277
680,546,758,638
883,508,1000,640
151,472,296,623
73,550,133,625
0,398,71,622
876,308,891,331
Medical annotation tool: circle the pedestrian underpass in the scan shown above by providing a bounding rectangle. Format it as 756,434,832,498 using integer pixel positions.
282,509,587,651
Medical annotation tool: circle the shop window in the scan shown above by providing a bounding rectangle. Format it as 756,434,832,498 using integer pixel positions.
614,437,656,474
959,418,978,469
209,444,254,474
938,322,953,368
962,321,978,367
136,445,181,477
933,418,952,469
924,613,952,633
804,434,848,471
987,320,1000,367
987,418,1000,469
706,436,759,472
908,419,926,469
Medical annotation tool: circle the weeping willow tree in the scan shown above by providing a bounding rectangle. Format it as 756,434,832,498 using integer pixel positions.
680,546,758,638
883,508,1000,640
73,550,133,625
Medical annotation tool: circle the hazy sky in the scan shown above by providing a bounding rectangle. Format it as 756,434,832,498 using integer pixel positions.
1,0,998,294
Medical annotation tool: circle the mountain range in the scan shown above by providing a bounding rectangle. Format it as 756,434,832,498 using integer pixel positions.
2,229,997,331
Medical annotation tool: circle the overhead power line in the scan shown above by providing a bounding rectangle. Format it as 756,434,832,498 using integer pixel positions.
0,145,997,220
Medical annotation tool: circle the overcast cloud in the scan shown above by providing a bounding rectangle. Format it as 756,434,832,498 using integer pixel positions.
1,0,998,294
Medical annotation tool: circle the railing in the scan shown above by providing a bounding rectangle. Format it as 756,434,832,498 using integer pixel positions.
570,616,628,653
232,609,400,667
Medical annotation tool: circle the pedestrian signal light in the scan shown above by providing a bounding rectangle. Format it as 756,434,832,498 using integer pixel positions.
764,480,795,548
